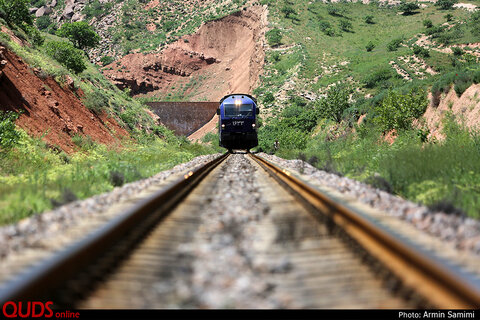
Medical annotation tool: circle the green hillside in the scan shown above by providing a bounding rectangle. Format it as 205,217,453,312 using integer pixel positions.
256,0,480,217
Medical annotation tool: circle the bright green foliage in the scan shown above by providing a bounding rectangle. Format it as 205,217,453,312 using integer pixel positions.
373,89,427,132
56,21,100,51
45,41,87,73
0,130,217,225
435,0,457,10
266,28,282,47
0,0,32,28
316,84,351,122
0,111,20,151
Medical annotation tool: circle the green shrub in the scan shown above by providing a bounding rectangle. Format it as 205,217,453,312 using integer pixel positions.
0,0,32,28
373,89,427,132
326,5,342,17
56,21,100,51
363,67,393,88
412,45,430,58
280,5,296,19
473,70,480,84
364,15,374,24
82,87,108,113
423,19,433,28
435,0,457,10
263,91,275,104
339,19,352,32
35,15,51,31
444,13,453,22
366,41,375,52
451,47,463,56
83,0,112,19
100,55,115,66
0,110,20,151
387,38,403,51
470,11,480,37
319,20,335,36
266,28,282,47
45,40,87,73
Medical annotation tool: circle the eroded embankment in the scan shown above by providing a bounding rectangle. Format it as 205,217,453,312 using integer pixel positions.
0,46,128,153
103,5,267,101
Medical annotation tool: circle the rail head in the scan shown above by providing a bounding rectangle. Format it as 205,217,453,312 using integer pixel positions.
0,152,229,304
249,153,480,309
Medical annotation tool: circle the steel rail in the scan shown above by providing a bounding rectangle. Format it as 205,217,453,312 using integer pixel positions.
0,153,229,304
249,153,480,309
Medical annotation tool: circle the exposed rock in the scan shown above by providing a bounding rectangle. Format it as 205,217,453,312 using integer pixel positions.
49,0,57,7
36,6,53,17
71,11,85,22
29,7,39,14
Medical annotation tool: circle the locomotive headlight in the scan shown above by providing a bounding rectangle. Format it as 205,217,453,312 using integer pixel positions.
252,123,256,128
235,99,242,106
221,124,225,128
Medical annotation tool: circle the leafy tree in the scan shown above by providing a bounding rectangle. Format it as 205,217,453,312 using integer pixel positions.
266,28,282,47
364,15,374,24
45,41,87,73
373,89,427,132
398,1,419,15
56,21,100,52
0,0,33,28
0,110,20,151
366,41,375,52
435,0,457,10
316,84,351,122
444,13,453,21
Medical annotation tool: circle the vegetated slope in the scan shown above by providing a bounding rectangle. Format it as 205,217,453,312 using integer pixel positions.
0,46,128,153
102,5,267,101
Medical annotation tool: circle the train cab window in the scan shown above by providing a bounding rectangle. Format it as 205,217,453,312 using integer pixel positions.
224,103,254,117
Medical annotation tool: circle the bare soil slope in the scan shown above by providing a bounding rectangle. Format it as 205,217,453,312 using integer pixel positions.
424,84,480,140
0,46,128,153
103,6,267,101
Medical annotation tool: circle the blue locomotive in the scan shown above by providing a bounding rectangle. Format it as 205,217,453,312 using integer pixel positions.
216,93,259,152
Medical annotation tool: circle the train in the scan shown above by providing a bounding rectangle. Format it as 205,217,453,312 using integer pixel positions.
216,93,259,152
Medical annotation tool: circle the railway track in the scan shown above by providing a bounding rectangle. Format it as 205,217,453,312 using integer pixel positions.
0,152,479,308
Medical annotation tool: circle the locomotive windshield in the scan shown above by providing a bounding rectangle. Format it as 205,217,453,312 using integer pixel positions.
224,103,254,117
